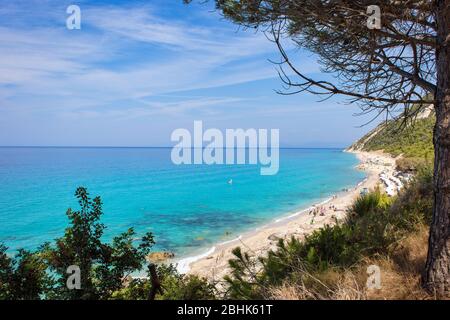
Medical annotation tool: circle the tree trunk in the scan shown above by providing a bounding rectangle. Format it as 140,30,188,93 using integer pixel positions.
148,264,162,300
423,0,450,297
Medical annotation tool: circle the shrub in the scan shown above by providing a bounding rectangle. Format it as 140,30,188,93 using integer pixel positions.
388,165,433,230
1,187,217,300
40,187,155,300
156,264,216,300
0,245,54,300
112,264,216,300
348,187,391,220
362,116,435,160
396,157,428,172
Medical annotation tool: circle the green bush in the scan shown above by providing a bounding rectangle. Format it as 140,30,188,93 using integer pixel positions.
156,264,216,300
362,116,435,160
396,157,431,172
112,264,216,300
349,187,391,219
0,246,54,300
0,187,216,300
388,165,433,229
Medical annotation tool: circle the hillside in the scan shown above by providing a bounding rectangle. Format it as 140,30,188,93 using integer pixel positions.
349,105,435,169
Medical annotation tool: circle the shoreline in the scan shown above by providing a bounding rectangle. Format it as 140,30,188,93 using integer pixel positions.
180,150,396,280
177,195,338,273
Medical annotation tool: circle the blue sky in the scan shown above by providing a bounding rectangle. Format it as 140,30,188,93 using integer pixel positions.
0,0,380,147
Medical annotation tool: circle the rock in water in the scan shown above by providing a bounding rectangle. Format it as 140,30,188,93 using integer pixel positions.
146,251,175,263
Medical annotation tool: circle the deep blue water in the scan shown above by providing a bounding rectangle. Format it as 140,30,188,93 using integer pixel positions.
0,147,364,258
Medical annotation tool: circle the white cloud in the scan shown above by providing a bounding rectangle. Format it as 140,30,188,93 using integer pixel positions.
59,96,254,121
0,2,319,119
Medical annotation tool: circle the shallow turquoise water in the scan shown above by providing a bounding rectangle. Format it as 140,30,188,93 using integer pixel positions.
0,147,365,257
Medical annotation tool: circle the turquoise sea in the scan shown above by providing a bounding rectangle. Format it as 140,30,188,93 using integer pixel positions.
0,147,365,261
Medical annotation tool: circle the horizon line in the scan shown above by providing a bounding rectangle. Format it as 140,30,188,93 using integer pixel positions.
0,145,348,150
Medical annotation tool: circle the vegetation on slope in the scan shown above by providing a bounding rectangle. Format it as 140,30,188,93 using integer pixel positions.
224,167,435,299
362,116,434,160
350,108,435,171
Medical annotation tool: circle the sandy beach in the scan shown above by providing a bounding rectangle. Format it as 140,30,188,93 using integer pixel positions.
183,151,397,280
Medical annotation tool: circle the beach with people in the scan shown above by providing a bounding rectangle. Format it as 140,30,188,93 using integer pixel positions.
184,150,399,280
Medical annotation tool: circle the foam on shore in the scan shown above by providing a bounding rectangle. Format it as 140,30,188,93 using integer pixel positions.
176,196,338,273
177,246,216,274
274,197,333,223
219,235,243,246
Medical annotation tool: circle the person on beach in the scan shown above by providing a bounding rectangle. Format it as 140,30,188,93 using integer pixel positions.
310,207,317,224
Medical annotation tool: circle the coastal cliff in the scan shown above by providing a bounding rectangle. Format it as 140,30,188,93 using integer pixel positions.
347,104,434,160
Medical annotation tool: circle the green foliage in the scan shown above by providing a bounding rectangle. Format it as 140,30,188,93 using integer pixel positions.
1,187,216,300
111,264,215,300
110,277,151,300
0,245,54,300
361,116,435,162
156,264,216,300
224,169,433,299
224,247,263,299
93,228,155,298
40,187,155,299
349,187,391,219
0,173,435,300
388,165,433,228
396,157,432,172
299,225,362,269
0,187,154,300
0,244,10,299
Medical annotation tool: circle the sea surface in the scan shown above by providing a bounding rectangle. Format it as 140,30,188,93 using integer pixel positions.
0,147,365,260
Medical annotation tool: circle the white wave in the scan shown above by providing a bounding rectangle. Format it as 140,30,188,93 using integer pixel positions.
274,197,333,223
274,207,310,223
176,246,216,274
219,235,242,246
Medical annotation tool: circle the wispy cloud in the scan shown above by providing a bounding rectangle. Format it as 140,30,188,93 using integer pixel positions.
1,5,294,116
85,6,224,51
59,96,256,121
2,1,358,147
